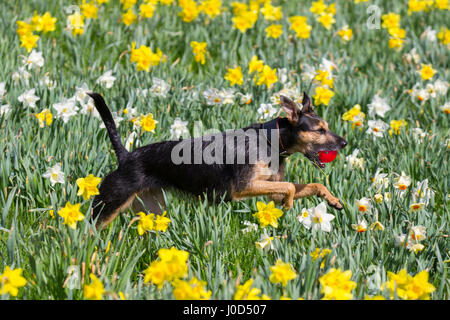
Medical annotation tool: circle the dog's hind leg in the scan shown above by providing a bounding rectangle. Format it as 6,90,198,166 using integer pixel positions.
131,188,166,215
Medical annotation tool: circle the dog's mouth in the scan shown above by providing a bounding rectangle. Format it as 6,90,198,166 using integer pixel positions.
306,149,338,169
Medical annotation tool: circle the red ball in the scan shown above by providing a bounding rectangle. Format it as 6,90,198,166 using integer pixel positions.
318,150,337,163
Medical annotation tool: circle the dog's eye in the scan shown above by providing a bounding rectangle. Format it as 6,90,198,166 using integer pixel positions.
318,128,326,134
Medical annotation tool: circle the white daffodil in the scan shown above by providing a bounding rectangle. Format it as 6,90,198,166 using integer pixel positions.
351,219,367,233
409,202,425,213
42,163,65,186
439,102,450,114
74,83,90,103
12,66,32,84
0,104,11,116
79,98,100,119
39,73,55,90
170,118,189,140
241,220,258,233
203,88,222,106
255,231,275,251
394,233,407,247
257,103,277,120
412,179,434,205
218,88,235,105
125,131,138,151
371,168,389,191
301,63,316,82
319,57,336,74
237,92,252,105
367,94,391,118
421,26,437,42
299,202,335,233
366,120,389,138
407,242,425,254
150,78,171,98
433,80,448,96
18,88,40,108
96,70,116,89
393,171,411,191
411,127,427,144
409,225,426,241
355,197,371,213
0,81,6,98
277,68,288,84
53,98,79,123
403,48,420,64
22,50,44,70
346,148,364,169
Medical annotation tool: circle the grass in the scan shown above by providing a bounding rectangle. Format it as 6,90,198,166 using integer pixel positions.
0,0,449,300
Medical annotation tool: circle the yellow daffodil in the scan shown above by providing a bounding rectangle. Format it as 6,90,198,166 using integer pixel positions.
154,211,171,232
179,0,200,23
198,0,222,19
382,269,435,300
172,277,212,300
313,86,335,106
19,33,39,52
319,268,356,300
130,42,164,72
139,113,158,132
224,66,244,86
122,9,137,26
83,273,104,300
76,174,101,200
58,202,85,229
248,55,264,74
252,201,283,228
389,119,407,136
269,259,298,286
40,12,57,33
67,11,85,36
120,0,137,10
81,1,99,19
35,109,53,128
0,267,27,297
140,3,155,18
234,279,264,300
265,24,283,39
255,65,278,88
190,41,207,64
381,13,401,29
420,64,435,81
289,16,312,39
137,212,155,235
338,27,353,41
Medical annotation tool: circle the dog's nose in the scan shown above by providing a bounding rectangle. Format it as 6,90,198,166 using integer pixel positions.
340,139,348,149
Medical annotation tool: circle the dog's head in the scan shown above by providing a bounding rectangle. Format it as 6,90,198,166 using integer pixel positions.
280,93,347,168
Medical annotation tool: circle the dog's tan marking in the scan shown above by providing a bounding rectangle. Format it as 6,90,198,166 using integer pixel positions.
232,180,296,209
96,194,136,230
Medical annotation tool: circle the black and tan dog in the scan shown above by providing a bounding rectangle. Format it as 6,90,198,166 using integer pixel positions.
88,92,347,230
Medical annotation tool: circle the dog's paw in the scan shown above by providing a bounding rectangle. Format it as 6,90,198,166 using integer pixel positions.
281,197,294,210
328,199,343,211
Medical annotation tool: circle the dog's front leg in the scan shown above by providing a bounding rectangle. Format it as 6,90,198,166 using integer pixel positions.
293,183,343,210
233,180,296,210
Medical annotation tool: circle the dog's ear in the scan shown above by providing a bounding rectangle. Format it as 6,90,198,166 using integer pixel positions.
280,95,300,125
301,92,314,114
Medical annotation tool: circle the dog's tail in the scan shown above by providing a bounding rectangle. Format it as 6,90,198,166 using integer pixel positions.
88,92,129,164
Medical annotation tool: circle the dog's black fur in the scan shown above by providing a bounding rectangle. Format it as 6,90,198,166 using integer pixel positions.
88,92,347,229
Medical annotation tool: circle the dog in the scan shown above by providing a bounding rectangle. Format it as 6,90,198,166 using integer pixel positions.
87,92,347,230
